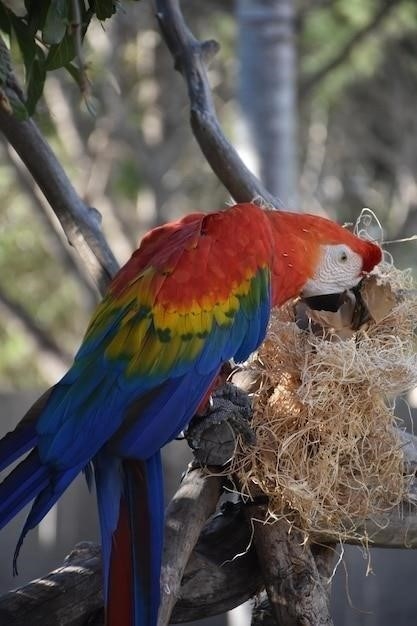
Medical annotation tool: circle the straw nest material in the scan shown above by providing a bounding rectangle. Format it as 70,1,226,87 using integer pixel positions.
231,263,417,539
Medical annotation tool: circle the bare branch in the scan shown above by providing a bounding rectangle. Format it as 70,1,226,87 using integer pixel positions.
0,37,119,294
2,480,417,625
0,108,118,292
154,0,282,207
300,0,399,97
248,510,333,626
158,468,223,626
0,543,103,626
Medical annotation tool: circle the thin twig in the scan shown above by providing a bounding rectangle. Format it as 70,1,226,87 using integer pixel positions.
0,110,118,292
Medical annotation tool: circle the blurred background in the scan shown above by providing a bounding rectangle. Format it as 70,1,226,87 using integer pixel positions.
1,0,417,624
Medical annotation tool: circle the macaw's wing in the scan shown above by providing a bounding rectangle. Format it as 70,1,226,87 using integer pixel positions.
36,205,273,466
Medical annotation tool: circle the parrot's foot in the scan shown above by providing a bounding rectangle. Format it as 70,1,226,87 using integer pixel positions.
185,383,254,467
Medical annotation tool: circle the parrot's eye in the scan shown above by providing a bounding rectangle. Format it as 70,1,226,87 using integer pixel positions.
339,250,348,263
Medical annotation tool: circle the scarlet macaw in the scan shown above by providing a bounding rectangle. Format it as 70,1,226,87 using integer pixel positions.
0,203,381,625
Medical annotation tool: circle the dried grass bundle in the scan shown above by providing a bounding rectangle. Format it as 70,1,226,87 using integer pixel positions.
232,264,417,539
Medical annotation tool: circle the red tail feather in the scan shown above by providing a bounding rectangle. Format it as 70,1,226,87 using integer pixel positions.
107,498,132,626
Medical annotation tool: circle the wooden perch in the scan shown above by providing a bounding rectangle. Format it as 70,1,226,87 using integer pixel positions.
1,421,417,625
0,543,103,626
249,511,333,626
158,467,222,626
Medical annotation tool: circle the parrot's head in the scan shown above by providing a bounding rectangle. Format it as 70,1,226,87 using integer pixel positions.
301,237,382,298
269,210,382,304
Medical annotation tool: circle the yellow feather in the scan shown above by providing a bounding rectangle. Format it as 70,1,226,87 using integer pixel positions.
131,318,152,353
213,305,230,327
161,333,183,369
137,334,163,374
153,305,176,333
200,310,213,335
228,294,240,312
235,279,250,297
105,324,131,359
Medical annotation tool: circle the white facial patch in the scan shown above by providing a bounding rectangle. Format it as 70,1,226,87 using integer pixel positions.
302,244,363,297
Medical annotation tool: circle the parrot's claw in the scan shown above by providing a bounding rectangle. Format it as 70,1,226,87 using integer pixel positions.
185,383,254,467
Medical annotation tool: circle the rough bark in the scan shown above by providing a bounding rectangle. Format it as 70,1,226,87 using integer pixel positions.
249,509,332,626
0,543,103,626
158,468,222,626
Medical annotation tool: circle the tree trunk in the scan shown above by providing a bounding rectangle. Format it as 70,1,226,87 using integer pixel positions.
237,0,298,208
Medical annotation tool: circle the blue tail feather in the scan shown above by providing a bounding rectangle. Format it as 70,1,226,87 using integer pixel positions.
126,454,164,626
93,453,124,599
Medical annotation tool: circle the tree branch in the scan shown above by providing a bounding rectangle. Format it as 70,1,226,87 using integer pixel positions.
154,0,282,207
248,510,333,626
1,422,416,623
0,543,103,626
0,37,119,294
158,467,223,626
300,0,399,97
2,469,417,625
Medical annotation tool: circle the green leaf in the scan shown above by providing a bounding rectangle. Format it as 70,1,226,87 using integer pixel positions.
26,49,46,114
45,31,75,69
10,15,36,75
43,0,69,45
94,0,117,21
